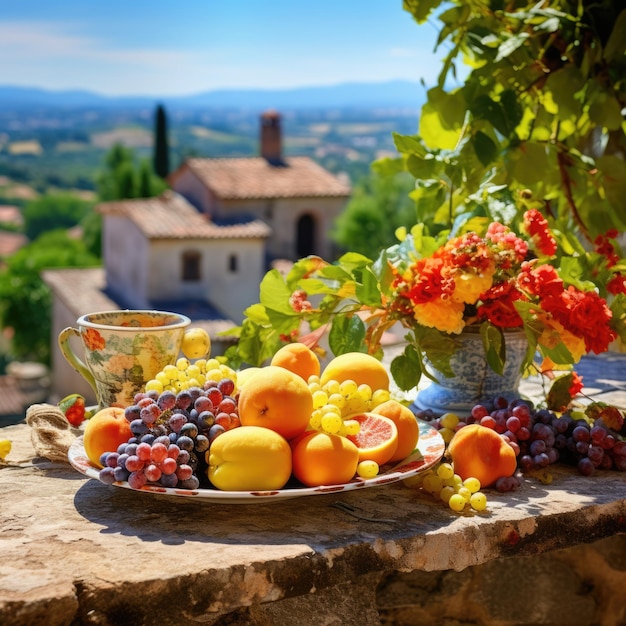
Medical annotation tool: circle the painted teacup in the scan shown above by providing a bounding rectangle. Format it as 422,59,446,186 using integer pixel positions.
58,310,190,408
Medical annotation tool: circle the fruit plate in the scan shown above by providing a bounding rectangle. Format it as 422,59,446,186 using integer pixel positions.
67,420,445,504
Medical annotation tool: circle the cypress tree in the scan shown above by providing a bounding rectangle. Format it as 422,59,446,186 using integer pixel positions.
153,104,169,179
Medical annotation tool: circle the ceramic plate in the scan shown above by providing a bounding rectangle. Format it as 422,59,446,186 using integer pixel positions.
68,420,445,504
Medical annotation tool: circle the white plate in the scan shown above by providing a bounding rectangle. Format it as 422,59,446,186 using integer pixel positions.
68,420,445,504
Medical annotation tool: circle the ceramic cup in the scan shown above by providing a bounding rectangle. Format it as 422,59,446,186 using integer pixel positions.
58,310,191,409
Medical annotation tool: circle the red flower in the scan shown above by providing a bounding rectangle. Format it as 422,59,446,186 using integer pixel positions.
518,261,563,297
523,209,557,256
289,290,312,312
568,371,584,397
543,286,617,354
477,281,525,328
607,273,626,295
401,257,453,304
594,231,620,267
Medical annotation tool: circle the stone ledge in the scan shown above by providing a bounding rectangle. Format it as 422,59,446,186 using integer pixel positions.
1,422,626,626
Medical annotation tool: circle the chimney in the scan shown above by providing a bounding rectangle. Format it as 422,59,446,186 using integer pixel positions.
260,110,284,166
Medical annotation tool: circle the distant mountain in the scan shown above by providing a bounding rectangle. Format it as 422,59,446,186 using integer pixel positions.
0,80,424,110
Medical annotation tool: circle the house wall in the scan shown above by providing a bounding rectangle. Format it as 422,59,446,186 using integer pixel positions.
171,171,219,216
221,197,346,261
103,216,151,308
146,238,266,323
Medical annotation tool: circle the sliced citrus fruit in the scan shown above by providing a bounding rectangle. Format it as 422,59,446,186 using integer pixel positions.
345,412,398,466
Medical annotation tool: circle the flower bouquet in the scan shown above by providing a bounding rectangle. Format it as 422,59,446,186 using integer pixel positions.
227,209,626,415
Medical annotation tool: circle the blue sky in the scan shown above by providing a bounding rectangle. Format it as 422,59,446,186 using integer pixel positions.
0,1,446,96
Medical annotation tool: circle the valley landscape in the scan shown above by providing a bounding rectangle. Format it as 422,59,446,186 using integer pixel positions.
0,80,423,201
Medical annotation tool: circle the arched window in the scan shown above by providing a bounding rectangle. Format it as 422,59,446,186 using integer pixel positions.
182,250,201,281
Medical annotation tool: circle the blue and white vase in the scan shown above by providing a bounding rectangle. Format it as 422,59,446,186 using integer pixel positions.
413,328,527,415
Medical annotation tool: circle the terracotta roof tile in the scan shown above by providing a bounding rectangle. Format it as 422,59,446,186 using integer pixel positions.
42,267,237,340
96,191,271,240
173,156,352,200
41,267,117,315
0,205,23,226
0,231,28,258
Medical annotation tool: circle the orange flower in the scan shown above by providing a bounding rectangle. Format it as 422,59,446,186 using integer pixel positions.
451,267,495,304
412,299,466,334
83,328,105,351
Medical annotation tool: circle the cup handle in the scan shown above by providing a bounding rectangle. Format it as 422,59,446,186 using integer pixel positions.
58,327,98,397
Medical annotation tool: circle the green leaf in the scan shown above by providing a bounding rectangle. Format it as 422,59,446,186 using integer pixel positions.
390,344,423,392
472,131,498,166
596,156,626,215
546,373,577,411
603,9,626,62
355,267,383,308
259,269,293,313
545,66,584,119
328,315,366,355
241,302,270,325
234,319,279,367
480,322,505,375
402,0,443,24
495,32,529,62
406,154,443,180
420,87,466,150
470,90,521,138
371,155,405,177
393,133,427,157
588,89,623,131
265,309,301,337
416,326,458,378
610,294,626,344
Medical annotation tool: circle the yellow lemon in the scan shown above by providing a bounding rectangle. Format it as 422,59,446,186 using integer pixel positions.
181,328,211,360
207,426,292,491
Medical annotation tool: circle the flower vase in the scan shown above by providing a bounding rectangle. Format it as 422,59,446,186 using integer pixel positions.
413,329,528,415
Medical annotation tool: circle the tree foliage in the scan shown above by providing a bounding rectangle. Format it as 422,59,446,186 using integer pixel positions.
332,172,417,256
0,231,99,364
384,0,626,239
22,193,93,241
97,143,167,201
153,104,170,179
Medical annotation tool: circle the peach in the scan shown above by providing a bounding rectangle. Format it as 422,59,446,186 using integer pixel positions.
291,430,359,487
270,343,321,381
448,424,517,487
83,407,131,468
237,366,313,441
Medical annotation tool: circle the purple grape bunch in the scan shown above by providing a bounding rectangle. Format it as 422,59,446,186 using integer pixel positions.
419,395,626,492
97,377,239,490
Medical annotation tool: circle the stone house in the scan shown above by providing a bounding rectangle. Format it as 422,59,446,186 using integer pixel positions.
43,111,351,404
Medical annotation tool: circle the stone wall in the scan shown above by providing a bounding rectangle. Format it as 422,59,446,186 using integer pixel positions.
207,534,626,626
378,533,626,626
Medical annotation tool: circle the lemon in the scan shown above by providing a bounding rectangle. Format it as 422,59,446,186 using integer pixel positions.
181,328,211,360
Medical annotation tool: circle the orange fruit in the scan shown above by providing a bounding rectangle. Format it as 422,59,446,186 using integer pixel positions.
371,400,419,462
270,343,321,381
291,430,359,487
345,412,398,465
207,426,292,491
320,352,389,391
237,365,313,440
83,407,131,468
448,424,517,488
